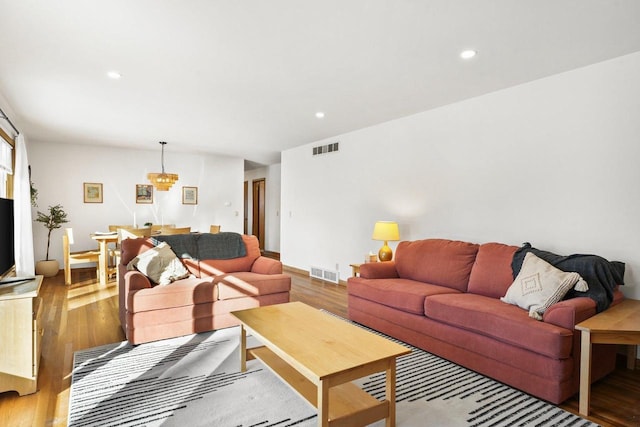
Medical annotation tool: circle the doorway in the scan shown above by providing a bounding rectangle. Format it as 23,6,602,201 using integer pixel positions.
252,178,265,251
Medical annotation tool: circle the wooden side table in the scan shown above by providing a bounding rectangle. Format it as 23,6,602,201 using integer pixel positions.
575,298,640,416
350,263,361,277
350,258,378,277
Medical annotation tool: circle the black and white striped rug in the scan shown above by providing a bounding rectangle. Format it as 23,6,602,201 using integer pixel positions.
68,317,598,427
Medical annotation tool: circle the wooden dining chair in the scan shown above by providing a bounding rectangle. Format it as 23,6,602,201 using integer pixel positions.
209,225,221,234
105,225,133,274
63,228,101,285
151,224,175,232
109,227,153,281
157,226,191,235
108,224,133,232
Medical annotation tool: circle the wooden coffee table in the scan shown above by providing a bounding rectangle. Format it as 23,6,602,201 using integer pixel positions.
231,302,410,427
575,298,640,416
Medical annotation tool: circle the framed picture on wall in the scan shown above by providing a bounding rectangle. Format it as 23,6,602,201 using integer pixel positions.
136,184,153,204
83,182,103,203
182,186,197,205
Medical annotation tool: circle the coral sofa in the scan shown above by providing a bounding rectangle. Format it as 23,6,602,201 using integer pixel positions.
119,233,290,344
348,238,625,404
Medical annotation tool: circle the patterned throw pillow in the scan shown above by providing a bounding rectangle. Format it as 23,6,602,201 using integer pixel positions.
126,242,190,285
501,252,588,320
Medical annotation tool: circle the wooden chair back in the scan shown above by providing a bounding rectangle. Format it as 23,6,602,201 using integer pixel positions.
209,225,221,234
108,224,133,232
118,227,152,242
157,226,191,235
151,224,175,232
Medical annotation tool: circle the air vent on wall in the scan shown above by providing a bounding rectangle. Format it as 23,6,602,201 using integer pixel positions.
312,142,339,156
309,266,340,284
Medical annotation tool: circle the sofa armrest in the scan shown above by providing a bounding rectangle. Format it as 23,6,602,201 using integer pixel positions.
360,261,399,279
251,256,283,274
542,297,596,330
123,270,153,293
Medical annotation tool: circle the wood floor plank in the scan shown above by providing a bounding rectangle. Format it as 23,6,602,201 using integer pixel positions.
0,268,637,426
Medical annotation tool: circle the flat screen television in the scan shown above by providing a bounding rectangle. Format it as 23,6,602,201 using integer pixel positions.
0,197,15,278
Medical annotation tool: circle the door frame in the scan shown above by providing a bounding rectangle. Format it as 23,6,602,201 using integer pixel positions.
251,178,266,250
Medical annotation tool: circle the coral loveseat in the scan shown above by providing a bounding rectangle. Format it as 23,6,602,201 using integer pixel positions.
119,232,290,344
348,238,625,404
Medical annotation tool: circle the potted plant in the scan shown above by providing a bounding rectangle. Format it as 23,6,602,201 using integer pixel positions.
34,204,68,277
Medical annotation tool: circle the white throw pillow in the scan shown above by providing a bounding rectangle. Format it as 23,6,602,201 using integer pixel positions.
126,242,190,285
501,252,588,320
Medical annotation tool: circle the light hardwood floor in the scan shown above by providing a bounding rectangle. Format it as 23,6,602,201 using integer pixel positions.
0,268,638,426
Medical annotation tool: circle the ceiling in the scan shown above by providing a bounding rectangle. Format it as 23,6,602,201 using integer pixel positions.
1,1,639,167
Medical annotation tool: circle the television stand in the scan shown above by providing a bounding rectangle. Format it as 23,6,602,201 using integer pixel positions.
0,276,36,285
0,275,44,395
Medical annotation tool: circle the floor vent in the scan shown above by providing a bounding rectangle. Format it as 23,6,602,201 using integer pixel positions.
312,142,339,156
309,266,340,284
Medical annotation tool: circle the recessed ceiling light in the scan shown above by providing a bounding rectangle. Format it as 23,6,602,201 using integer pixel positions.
315,112,325,119
107,71,122,79
460,50,477,59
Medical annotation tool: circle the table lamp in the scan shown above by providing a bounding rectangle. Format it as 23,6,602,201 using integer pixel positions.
372,221,400,261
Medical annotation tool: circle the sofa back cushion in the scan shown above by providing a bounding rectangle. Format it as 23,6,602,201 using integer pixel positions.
395,239,479,292
122,234,262,277
198,234,261,275
121,237,155,265
468,242,519,298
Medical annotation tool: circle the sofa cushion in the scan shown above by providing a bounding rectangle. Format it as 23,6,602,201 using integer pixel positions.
215,272,291,300
468,242,519,298
120,237,156,265
348,277,460,315
501,252,586,320
196,232,247,259
395,239,479,292
126,242,191,285
127,277,217,312
198,234,261,275
153,234,198,259
425,293,573,359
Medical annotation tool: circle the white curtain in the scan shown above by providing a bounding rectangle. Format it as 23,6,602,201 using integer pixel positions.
14,134,35,276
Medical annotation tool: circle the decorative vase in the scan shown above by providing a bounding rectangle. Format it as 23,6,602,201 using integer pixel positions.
35,260,59,277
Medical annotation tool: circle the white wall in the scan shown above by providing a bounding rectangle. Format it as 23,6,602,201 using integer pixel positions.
281,51,640,300
244,163,282,252
28,141,244,264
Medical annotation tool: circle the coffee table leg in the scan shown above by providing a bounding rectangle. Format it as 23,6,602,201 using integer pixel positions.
386,359,396,427
318,380,329,427
240,325,247,372
579,330,592,416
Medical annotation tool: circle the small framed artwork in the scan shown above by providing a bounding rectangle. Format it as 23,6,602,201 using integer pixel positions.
136,184,153,204
83,182,103,203
182,186,198,205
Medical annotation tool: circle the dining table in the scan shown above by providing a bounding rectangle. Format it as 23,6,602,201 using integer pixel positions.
90,233,119,286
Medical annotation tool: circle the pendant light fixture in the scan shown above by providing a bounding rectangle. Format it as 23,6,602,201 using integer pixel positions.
147,141,179,191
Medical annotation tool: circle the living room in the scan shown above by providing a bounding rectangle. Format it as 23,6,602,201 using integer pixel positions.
1,2,639,426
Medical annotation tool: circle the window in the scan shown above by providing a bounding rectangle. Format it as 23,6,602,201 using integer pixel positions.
0,137,13,198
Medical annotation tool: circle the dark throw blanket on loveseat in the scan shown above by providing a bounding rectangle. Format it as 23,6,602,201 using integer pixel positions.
153,232,247,260
512,243,625,313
